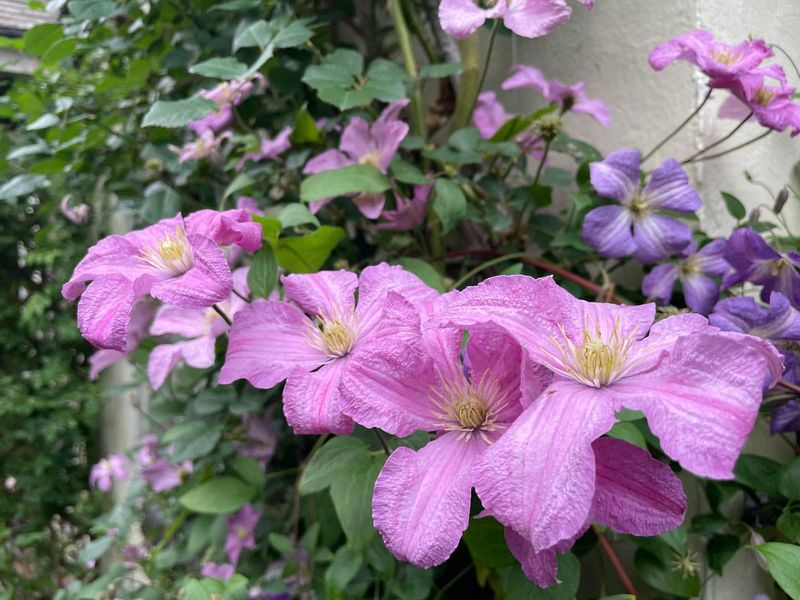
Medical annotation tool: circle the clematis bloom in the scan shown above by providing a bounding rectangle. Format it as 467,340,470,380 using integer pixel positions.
141,459,193,492
89,455,128,492
718,65,800,136
583,149,702,263
375,184,432,231
225,503,260,565
430,275,782,552
172,129,232,163
89,300,156,380
219,263,437,434
642,239,729,314
63,210,260,351
473,91,545,157
237,126,293,171
303,100,409,218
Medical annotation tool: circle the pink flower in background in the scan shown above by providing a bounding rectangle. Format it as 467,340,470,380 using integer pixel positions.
473,92,545,157
237,126,293,170
375,184,432,231
430,275,781,551
135,434,159,467
89,300,156,380
438,0,584,40
503,65,611,126
649,30,772,84
63,210,260,351
718,65,800,136
189,103,234,135
172,129,232,163
225,503,260,565
219,263,437,434
340,297,524,567
141,459,193,492
201,562,235,580
303,100,409,218
200,74,265,107
89,455,128,492
147,268,250,390
234,413,278,468
60,195,90,225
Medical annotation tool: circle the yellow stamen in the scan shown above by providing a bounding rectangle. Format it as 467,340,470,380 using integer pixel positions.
431,368,509,443
140,226,194,276
359,151,382,169
306,310,359,358
753,87,775,106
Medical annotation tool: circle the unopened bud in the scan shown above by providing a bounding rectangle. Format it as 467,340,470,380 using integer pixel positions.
534,115,563,142
748,207,761,224
774,187,789,214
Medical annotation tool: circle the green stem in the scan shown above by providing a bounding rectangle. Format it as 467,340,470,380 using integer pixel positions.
402,0,440,63
451,251,528,289
514,139,552,240
679,111,752,164
388,0,427,139
687,129,772,163
154,509,189,553
466,19,500,120
642,88,712,162
373,429,391,456
450,34,481,131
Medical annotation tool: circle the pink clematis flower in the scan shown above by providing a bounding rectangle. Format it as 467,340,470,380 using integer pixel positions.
89,455,128,493
649,30,773,85
303,100,409,218
237,126,293,171
135,433,159,467
234,413,278,469
89,300,156,380
189,103,234,135
473,92,545,157
219,263,437,434
60,194,90,225
375,184,432,231
172,129,232,164
63,210,260,351
438,0,585,40
225,503,260,565
430,275,782,552
200,74,266,107
201,562,235,580
147,268,250,390
502,65,610,126
141,458,193,492
718,65,800,136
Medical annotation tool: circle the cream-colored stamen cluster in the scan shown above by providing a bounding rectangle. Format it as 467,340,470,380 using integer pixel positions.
628,195,651,218
306,310,360,358
712,49,740,65
544,318,639,387
358,151,382,169
432,368,509,443
753,87,776,106
140,226,194,276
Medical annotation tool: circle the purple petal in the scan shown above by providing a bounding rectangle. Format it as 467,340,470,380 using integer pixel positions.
589,149,640,203
473,381,617,551
218,300,325,388
464,329,523,421
572,97,611,127
582,205,636,258
340,118,374,163
504,528,559,587
148,337,216,390
185,209,262,253
502,65,549,94
150,304,209,338
373,433,481,567
438,0,499,40
633,214,692,263
303,149,352,174
352,192,387,219
283,359,354,435
502,0,572,39
591,437,686,536
77,275,140,351
722,227,781,289
695,238,730,276
642,263,679,305
282,270,358,319
682,273,719,315
771,399,800,434
642,159,702,212
356,263,437,334
473,91,513,139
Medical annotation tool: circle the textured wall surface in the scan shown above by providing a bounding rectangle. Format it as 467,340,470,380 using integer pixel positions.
484,0,799,237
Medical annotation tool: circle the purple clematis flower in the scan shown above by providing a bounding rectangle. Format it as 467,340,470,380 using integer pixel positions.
502,65,610,126
89,300,156,380
172,129,232,163
63,210,261,351
136,433,159,467
648,30,773,85
505,437,685,587
189,104,234,135
201,562,235,580
718,65,800,136
723,227,800,308
642,239,729,314
141,458,193,492
60,195,90,225
147,268,251,390
219,263,438,434
438,0,588,41
473,92,545,157
771,400,800,435
303,100,409,219
237,126,293,171
429,275,782,552
375,184,432,231
225,503,260,565
200,74,266,107
89,454,128,493
234,413,278,469
583,149,702,263
340,304,524,567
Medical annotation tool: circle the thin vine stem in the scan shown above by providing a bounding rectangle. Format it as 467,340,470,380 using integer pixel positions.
771,43,800,81
514,139,552,241
466,19,500,121
593,526,639,597
642,88,712,162
687,129,772,163
388,0,427,139
679,111,753,164
212,303,233,326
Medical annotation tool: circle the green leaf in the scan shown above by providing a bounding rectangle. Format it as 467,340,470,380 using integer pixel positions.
390,159,429,185
68,0,115,19
248,245,279,298
325,546,363,599
223,172,254,199
433,179,466,234
300,436,369,494
419,62,462,79
779,512,800,544
254,215,282,245
721,191,746,220
330,453,384,549
277,226,345,273
234,20,273,51
734,453,783,495
231,455,266,491
142,97,218,128
278,203,320,229
23,23,62,57
210,0,261,10
607,421,647,449
189,57,249,79
141,182,181,224
0,174,49,201
163,421,223,462
751,543,800,599
300,164,390,202
396,258,445,293
498,553,580,599
41,38,77,65
634,540,700,598
779,457,800,500
26,113,59,131
183,579,211,600
271,19,314,49
291,106,322,145
462,517,516,568
179,477,256,514
707,534,740,575
78,536,113,564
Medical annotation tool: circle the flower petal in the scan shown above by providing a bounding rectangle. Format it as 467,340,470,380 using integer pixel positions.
282,270,358,319
591,437,686,536
77,274,141,351
682,273,719,315
353,192,387,219
372,432,481,567
502,0,572,39
642,263,679,305
633,214,692,263
504,528,559,587
502,65,549,94
589,149,640,203
464,328,523,419
303,149,352,174
438,0,498,39
356,263,437,334
218,300,325,388
642,158,702,212
473,381,617,551
150,304,210,338
582,205,636,258
283,359,354,435
340,118,375,163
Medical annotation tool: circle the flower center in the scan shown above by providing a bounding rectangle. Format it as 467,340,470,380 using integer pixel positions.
359,151,382,169
753,87,775,106
679,254,701,277
237,526,249,540
712,48,740,65
629,195,650,217
431,369,509,443
140,226,194,276
307,311,359,358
